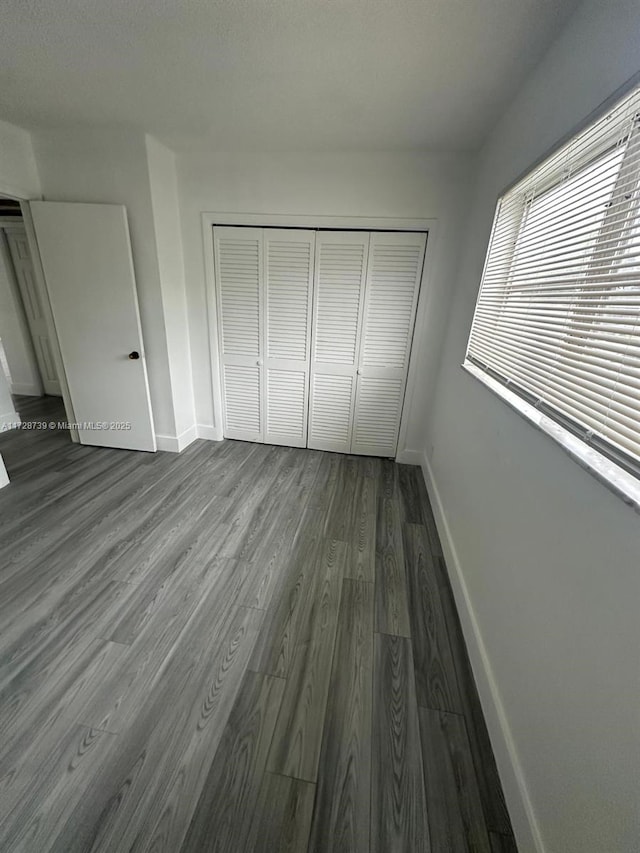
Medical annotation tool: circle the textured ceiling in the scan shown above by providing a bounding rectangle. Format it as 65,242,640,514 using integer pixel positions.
0,0,581,152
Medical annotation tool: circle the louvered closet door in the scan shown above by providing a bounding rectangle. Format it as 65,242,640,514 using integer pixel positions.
264,229,315,447
351,231,427,456
308,231,370,452
214,227,264,441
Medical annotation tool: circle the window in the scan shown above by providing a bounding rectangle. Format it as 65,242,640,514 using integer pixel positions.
465,83,640,478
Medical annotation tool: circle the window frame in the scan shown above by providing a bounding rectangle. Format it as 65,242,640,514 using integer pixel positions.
464,83,640,510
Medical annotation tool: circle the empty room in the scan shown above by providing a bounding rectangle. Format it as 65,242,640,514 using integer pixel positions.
0,1,638,852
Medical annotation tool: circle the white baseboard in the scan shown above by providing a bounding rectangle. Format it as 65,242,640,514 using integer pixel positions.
197,424,223,441
10,383,41,396
155,424,200,453
155,434,179,452
0,410,21,431
176,425,198,451
155,424,223,453
395,448,423,465
421,451,545,853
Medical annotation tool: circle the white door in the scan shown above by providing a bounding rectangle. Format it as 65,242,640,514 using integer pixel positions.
264,229,315,447
308,231,370,452
5,226,61,395
214,227,264,442
351,231,427,456
214,227,316,447
30,202,156,451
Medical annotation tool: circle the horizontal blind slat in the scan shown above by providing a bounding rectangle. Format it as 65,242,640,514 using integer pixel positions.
466,82,640,468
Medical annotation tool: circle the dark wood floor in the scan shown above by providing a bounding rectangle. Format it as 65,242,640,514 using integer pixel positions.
0,395,517,852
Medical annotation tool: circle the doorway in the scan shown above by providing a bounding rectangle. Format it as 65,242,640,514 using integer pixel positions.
0,197,61,397
0,195,66,450
0,191,160,490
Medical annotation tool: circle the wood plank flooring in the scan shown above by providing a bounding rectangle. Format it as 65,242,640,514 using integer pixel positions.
0,395,517,852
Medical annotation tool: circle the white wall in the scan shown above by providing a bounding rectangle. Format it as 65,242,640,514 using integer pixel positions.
177,150,474,449
425,1,640,851
0,229,42,396
0,118,40,200
32,129,184,440
145,136,195,441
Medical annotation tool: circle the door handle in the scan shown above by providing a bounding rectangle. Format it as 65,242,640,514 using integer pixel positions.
129,351,140,360
257,359,263,366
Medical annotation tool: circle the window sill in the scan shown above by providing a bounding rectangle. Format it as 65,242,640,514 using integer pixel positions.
462,360,640,515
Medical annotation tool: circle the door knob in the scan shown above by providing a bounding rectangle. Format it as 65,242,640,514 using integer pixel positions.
129,351,140,360
257,359,263,366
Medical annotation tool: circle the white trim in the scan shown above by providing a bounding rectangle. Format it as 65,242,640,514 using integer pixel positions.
395,448,423,465
197,423,223,441
201,212,435,231
201,212,438,455
155,424,199,453
202,216,223,439
0,410,21,430
10,383,42,396
155,434,179,452
177,424,197,451
395,222,438,461
420,450,545,853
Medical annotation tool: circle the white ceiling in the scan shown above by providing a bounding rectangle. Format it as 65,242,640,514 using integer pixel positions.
0,0,581,153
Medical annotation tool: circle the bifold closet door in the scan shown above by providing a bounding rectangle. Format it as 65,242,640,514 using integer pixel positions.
308,230,426,457
351,231,427,456
216,226,425,456
214,226,315,446
308,231,369,452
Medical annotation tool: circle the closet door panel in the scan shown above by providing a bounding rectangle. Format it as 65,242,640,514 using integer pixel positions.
214,226,264,442
308,232,369,452
265,231,313,362
359,232,426,371
309,368,356,453
312,236,367,364
223,363,262,437
264,230,315,447
266,367,306,443
352,373,405,457
351,231,427,456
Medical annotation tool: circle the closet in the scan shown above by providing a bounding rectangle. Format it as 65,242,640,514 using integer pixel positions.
213,226,426,458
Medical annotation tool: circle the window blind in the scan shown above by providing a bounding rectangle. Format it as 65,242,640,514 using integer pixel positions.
466,82,640,474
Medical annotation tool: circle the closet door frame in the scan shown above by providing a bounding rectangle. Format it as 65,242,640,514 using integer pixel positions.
203,213,435,461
